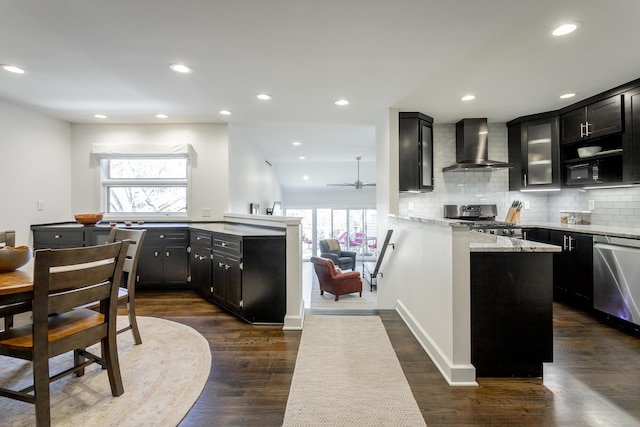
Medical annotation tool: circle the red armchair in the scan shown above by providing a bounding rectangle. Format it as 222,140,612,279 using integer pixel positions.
311,256,362,301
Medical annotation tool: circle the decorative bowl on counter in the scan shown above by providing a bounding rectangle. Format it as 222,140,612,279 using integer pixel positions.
577,146,602,158
74,213,104,226
0,245,32,272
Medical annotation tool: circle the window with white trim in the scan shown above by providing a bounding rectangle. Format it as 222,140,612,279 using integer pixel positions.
99,157,188,216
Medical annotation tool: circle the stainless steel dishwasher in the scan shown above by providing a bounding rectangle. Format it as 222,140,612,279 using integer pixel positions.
593,235,640,328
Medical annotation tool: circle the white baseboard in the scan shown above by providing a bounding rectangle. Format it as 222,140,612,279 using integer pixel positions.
396,300,477,386
283,305,305,330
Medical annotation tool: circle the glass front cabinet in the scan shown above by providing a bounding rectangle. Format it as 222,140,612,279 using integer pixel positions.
399,112,434,192
508,114,560,191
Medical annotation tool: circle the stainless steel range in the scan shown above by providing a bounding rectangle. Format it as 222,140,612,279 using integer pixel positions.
444,204,522,237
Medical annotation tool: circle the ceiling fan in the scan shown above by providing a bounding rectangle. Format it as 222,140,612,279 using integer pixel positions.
327,156,376,190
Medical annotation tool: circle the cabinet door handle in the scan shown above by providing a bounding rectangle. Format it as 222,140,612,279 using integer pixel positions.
159,234,165,239
225,264,231,270
523,173,527,187
54,235,61,239
568,236,574,252
199,255,205,261
585,121,592,137
563,235,568,250
218,262,225,267
221,242,228,247
523,231,528,240
154,251,159,257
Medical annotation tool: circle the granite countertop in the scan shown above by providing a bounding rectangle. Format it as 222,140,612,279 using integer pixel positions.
190,223,285,237
469,231,561,253
524,222,640,239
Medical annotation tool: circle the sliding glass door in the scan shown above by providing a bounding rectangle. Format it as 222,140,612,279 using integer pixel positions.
286,207,377,261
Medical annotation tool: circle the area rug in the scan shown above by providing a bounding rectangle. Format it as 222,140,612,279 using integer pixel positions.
0,316,211,427
283,315,426,426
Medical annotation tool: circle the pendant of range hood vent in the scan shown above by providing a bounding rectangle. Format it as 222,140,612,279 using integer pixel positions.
442,118,513,172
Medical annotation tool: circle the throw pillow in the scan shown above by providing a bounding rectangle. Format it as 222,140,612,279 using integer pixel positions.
326,239,340,252
335,267,343,274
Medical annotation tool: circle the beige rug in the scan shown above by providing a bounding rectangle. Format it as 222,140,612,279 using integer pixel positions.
283,315,426,426
0,316,211,427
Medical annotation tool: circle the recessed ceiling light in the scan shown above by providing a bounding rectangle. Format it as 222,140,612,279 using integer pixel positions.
299,156,306,160
560,93,576,99
552,22,581,37
1,64,25,74
461,94,476,101
155,114,168,119
292,141,302,146
219,110,231,115
302,175,309,180
169,63,192,73
93,114,107,119
334,99,350,106
256,93,272,100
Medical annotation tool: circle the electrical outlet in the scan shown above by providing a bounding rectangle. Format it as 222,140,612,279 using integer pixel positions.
37,200,44,211
202,207,212,217
408,202,414,211
588,200,595,210
524,200,530,210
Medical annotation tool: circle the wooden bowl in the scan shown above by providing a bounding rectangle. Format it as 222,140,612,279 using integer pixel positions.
75,213,104,226
0,246,32,272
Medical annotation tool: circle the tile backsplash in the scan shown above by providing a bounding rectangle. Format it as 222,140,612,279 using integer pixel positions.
399,123,640,228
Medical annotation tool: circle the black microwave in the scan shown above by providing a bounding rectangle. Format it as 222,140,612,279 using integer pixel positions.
565,159,617,186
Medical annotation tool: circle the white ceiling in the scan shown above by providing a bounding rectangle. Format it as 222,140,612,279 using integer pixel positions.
2,1,640,191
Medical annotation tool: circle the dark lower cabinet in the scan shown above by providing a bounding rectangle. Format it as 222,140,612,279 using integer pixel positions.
193,228,286,324
32,228,85,249
548,230,593,310
471,252,554,377
136,229,189,288
190,235,212,300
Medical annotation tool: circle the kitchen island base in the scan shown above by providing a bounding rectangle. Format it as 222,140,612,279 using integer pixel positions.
471,252,554,377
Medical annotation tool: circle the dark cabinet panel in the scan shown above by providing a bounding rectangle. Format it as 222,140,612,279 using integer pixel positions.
137,243,164,284
623,87,640,183
522,228,550,243
560,95,623,144
549,230,593,310
33,229,84,249
399,112,434,192
190,230,213,299
136,229,189,288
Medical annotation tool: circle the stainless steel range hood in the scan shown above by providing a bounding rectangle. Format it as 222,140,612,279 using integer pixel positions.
442,118,513,172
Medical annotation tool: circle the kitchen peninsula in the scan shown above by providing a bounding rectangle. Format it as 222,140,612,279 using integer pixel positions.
377,215,560,384
30,213,304,329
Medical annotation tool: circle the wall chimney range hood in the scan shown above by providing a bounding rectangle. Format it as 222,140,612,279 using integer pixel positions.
442,118,513,172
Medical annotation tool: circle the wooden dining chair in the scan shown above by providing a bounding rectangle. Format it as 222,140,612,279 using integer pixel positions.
0,240,129,427
106,228,146,344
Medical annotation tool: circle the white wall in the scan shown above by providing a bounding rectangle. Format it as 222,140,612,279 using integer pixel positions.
282,188,375,209
228,125,283,214
70,123,230,220
0,99,71,245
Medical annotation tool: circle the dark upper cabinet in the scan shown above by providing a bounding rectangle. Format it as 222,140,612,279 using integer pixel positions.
399,112,434,192
560,95,623,144
508,114,560,190
623,87,640,183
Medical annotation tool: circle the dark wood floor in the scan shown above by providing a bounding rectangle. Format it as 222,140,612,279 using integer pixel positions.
132,291,640,427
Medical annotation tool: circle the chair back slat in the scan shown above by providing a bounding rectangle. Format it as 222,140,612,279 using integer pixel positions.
32,241,129,325
107,228,146,294
48,281,111,314
48,261,117,292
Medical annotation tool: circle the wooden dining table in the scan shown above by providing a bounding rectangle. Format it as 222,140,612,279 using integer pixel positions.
0,269,33,307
